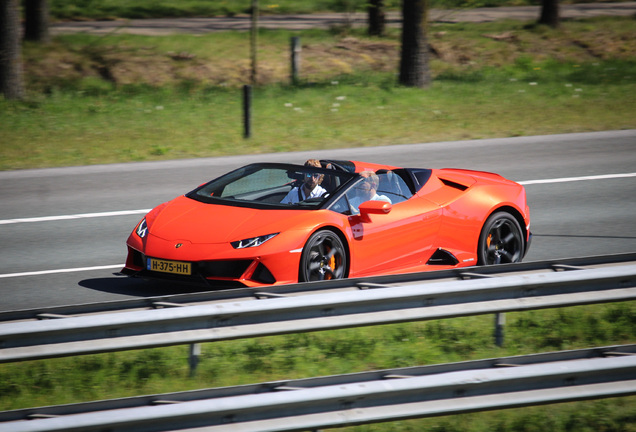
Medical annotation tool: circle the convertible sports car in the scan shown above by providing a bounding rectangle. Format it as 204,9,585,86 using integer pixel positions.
123,160,531,287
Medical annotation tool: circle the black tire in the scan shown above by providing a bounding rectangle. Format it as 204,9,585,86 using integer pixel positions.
299,230,348,282
477,211,525,265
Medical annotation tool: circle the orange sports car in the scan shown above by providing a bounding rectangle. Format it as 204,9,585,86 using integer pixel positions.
123,160,531,287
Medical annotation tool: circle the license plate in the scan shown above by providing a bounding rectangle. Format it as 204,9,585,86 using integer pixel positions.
147,258,191,275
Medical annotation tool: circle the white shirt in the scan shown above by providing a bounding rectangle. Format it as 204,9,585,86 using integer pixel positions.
281,185,327,204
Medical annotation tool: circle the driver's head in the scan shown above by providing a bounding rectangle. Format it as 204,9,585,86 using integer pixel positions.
303,159,324,188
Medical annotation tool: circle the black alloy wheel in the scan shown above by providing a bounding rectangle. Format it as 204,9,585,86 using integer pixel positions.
299,230,348,282
478,211,525,265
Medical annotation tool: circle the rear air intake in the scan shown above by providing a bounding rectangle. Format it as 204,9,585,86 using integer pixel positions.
427,248,460,266
439,178,469,191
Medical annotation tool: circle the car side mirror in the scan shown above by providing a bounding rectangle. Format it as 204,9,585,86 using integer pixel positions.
358,200,392,222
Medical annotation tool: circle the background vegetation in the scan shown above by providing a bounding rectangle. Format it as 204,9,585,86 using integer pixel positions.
2,16,635,170
47,0,585,21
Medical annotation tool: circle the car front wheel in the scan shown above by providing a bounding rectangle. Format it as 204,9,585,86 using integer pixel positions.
478,211,525,265
299,230,348,282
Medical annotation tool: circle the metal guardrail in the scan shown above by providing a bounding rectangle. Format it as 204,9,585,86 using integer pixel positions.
2,345,635,432
3,253,635,323
1,261,636,363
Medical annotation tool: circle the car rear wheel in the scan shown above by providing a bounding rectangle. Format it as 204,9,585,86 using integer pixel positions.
478,211,525,265
299,230,348,282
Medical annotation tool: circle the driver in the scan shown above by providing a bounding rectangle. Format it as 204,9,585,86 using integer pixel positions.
281,159,327,204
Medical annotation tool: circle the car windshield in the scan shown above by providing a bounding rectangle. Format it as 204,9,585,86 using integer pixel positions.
187,163,357,209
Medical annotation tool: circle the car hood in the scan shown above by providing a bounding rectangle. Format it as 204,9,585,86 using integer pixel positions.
147,196,307,244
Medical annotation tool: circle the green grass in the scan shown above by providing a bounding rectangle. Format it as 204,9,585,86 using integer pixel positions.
1,302,635,431
2,61,635,170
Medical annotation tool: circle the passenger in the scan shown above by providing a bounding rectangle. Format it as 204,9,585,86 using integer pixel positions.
281,159,327,204
349,171,391,211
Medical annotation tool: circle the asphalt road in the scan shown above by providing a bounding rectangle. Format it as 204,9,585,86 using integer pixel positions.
50,3,636,35
1,130,636,312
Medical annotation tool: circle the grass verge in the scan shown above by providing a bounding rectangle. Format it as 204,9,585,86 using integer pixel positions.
2,67,635,171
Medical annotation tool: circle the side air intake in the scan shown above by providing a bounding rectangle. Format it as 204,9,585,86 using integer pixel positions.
427,248,460,266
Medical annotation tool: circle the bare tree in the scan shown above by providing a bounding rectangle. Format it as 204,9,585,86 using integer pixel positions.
538,0,560,28
250,0,258,84
399,0,431,88
368,0,385,37
24,0,51,43
0,0,25,100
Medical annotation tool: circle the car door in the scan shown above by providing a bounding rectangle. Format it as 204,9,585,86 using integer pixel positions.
331,174,443,276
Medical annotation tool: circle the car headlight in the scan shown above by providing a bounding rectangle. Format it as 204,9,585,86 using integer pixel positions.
136,218,148,238
231,233,278,249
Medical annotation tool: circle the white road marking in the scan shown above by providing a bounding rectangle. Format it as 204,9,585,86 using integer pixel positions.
0,264,124,279
1,172,635,279
0,209,150,225
518,172,636,186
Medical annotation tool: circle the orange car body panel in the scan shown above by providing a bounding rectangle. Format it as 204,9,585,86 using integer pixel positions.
124,161,530,287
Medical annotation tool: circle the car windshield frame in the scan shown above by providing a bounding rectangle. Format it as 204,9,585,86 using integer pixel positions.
186,163,359,210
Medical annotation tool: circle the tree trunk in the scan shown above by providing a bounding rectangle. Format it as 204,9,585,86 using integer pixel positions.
0,0,25,100
24,0,51,43
538,0,560,28
368,0,385,37
399,0,431,88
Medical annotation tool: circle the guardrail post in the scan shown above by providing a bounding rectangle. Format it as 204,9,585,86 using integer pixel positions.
189,343,201,377
494,312,505,347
